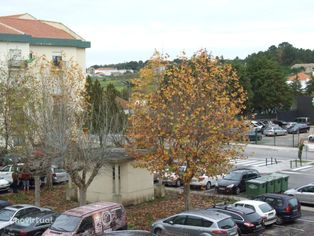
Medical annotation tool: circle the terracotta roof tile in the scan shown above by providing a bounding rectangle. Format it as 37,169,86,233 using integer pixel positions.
288,72,311,81
0,23,21,34
0,17,75,39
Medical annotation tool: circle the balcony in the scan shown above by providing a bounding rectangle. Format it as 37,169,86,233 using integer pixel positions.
8,59,27,69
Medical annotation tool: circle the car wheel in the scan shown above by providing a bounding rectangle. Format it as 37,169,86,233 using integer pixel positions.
235,187,240,195
154,228,162,236
205,181,211,190
176,179,181,187
276,216,283,225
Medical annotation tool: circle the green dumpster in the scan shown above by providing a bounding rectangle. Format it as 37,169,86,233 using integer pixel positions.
246,179,267,198
270,173,283,193
259,175,275,193
281,174,289,192
270,173,289,192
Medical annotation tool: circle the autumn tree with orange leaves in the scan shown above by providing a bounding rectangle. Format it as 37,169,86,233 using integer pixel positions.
128,50,248,210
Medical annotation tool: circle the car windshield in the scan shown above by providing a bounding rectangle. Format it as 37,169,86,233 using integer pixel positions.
50,214,81,232
218,218,235,229
245,212,261,222
224,172,242,181
53,168,65,173
259,203,273,213
0,209,15,221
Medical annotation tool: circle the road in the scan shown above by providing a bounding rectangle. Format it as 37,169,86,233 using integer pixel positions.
242,144,314,189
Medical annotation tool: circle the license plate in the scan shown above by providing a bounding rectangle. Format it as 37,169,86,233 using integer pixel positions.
219,187,225,190
256,224,261,228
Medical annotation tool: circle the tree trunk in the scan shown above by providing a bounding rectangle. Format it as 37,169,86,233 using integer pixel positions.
34,176,41,207
79,186,87,206
46,163,53,190
183,182,191,211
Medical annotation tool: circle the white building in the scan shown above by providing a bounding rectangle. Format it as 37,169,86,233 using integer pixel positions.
0,13,90,71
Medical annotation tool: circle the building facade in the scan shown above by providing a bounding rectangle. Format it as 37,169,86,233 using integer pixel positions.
0,13,90,71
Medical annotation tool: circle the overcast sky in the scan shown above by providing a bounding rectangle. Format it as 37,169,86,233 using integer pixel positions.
2,0,314,66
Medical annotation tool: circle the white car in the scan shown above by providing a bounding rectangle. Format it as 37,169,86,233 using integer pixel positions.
234,200,276,226
0,164,23,183
0,204,51,230
190,174,222,190
51,166,69,184
0,178,10,192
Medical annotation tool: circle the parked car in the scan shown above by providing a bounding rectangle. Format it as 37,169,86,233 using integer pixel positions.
247,130,262,142
51,165,69,184
152,210,239,236
3,210,58,236
43,202,127,236
103,230,151,236
272,120,288,128
0,200,11,209
254,193,301,224
216,168,261,194
287,123,310,134
234,200,276,226
284,183,314,205
0,177,10,192
251,121,263,132
207,204,265,235
285,122,297,130
190,174,222,190
295,117,311,125
0,204,51,232
0,164,23,183
162,166,186,187
263,126,287,136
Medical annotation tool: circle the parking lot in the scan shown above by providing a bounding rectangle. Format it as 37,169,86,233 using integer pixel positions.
261,208,314,236
251,130,313,147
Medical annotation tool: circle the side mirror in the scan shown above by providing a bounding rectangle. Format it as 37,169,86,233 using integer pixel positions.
168,220,174,225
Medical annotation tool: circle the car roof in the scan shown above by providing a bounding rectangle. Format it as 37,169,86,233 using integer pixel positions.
235,200,266,206
64,202,122,218
180,210,230,221
258,193,295,199
212,205,255,215
5,204,39,211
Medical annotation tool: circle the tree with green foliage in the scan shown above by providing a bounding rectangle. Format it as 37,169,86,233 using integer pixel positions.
246,53,292,114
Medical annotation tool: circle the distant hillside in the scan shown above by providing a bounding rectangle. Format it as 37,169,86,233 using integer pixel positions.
92,60,147,71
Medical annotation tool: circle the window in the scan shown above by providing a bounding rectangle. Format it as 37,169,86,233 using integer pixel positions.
78,216,94,233
235,203,244,207
259,203,273,213
203,220,213,227
244,204,255,212
52,52,62,66
0,166,10,172
185,216,203,227
173,215,186,225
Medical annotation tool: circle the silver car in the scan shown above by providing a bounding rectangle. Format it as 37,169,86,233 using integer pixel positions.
285,183,314,204
263,126,287,136
51,166,69,184
152,210,239,236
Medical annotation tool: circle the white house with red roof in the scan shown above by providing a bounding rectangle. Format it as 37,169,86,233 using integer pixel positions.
0,13,90,71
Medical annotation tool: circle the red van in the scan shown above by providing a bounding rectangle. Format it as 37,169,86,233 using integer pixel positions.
43,202,127,236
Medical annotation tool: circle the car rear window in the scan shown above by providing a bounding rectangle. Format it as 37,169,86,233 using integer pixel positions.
245,212,261,222
259,203,273,213
218,218,235,229
289,198,299,207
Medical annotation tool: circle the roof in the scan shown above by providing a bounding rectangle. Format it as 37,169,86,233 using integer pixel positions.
291,63,314,69
287,72,311,81
258,193,294,199
64,202,122,218
181,209,229,221
0,14,90,48
235,200,266,206
0,16,74,39
213,205,255,214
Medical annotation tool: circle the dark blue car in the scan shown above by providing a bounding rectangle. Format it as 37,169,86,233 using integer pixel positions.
255,193,301,224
